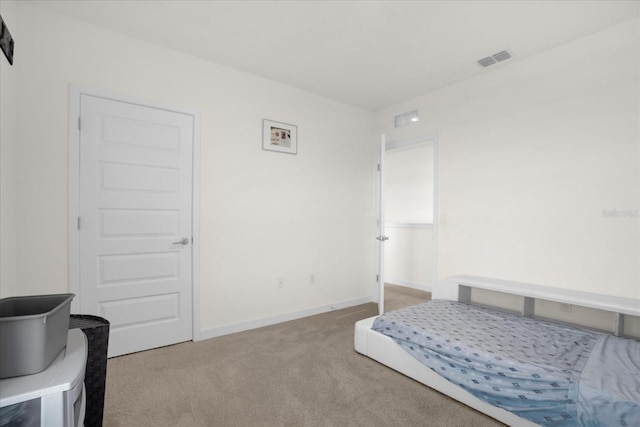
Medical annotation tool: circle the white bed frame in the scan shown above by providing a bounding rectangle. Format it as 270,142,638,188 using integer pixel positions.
354,275,640,427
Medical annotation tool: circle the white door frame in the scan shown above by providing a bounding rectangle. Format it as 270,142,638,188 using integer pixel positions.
376,135,387,315
376,133,440,308
67,84,202,341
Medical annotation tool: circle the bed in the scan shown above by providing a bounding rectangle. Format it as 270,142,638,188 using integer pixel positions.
354,275,640,427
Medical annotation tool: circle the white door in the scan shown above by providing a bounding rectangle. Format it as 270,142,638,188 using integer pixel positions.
78,94,194,357
376,135,388,315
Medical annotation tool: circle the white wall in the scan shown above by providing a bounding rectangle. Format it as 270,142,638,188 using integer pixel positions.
385,145,434,223
0,0,19,297
376,19,640,300
2,3,376,333
384,225,433,290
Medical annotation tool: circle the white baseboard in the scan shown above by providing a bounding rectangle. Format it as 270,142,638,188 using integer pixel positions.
385,278,432,293
196,296,373,342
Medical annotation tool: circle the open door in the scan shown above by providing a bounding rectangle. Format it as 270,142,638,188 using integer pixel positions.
376,135,388,315
376,134,440,314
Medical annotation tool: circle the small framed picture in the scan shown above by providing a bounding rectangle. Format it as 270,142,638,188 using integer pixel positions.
263,119,297,155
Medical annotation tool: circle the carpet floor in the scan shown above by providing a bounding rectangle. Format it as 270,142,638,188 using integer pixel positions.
102,285,504,426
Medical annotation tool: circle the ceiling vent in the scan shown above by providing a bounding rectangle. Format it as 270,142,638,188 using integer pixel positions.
478,50,512,67
394,110,419,128
478,56,496,67
492,50,511,62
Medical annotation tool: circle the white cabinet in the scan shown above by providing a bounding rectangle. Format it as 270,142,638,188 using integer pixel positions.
0,330,87,427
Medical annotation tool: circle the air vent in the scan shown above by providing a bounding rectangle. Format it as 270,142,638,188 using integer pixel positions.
492,50,511,62
394,110,419,128
477,50,512,67
478,57,496,67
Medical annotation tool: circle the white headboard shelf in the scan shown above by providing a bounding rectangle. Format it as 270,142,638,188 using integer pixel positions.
436,275,640,337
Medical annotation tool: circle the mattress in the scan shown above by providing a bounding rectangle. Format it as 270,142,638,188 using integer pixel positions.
371,300,640,427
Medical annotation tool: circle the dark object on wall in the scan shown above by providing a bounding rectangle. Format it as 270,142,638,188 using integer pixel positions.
69,315,110,427
0,14,14,65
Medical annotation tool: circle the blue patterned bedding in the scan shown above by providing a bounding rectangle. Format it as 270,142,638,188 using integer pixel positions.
372,300,640,427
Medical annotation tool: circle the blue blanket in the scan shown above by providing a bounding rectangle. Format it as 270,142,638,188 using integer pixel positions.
372,300,640,426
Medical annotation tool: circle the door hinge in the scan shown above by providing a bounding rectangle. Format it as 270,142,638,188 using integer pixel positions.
78,117,81,131
376,275,379,283
77,217,81,230
377,164,381,172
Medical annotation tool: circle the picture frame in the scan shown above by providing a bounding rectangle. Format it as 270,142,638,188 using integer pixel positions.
262,119,297,155
0,15,15,65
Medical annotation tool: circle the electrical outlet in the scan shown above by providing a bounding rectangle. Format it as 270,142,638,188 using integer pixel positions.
277,278,284,288
560,303,572,313
309,274,315,285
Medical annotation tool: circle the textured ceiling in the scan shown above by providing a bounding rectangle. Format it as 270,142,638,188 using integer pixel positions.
26,0,640,110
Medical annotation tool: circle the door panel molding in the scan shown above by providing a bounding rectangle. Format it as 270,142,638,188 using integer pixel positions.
68,84,201,348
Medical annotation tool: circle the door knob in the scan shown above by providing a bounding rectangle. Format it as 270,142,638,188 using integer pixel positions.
172,237,190,245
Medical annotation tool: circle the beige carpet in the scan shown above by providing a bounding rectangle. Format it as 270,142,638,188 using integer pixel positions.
103,285,504,426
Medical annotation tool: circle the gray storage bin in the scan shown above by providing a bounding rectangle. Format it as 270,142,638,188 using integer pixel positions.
0,293,75,379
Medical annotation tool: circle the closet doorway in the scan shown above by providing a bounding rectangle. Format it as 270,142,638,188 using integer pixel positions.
378,136,438,313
